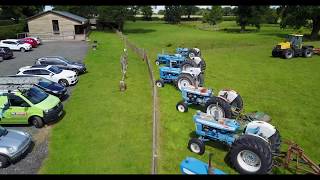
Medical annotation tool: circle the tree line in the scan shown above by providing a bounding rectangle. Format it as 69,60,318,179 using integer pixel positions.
0,5,319,40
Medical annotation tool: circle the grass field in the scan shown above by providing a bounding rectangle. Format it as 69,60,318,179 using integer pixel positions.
123,21,320,174
40,31,152,173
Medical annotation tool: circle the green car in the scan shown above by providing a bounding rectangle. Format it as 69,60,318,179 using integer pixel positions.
0,86,63,128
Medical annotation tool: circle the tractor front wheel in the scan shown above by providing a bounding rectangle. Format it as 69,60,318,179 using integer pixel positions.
283,49,294,59
188,138,205,155
228,135,273,174
155,79,164,88
205,97,232,119
176,100,188,112
272,48,278,57
303,48,313,58
155,60,160,66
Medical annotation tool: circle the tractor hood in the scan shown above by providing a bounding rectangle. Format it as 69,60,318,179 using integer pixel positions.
34,94,60,111
276,42,291,49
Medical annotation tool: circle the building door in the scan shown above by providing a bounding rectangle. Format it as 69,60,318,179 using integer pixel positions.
52,20,60,34
74,25,84,34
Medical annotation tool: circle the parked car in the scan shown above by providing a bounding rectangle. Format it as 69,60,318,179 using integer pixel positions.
0,126,32,168
35,56,87,75
0,39,32,52
27,36,41,45
3,75,68,99
20,38,38,48
16,65,78,87
0,86,64,128
0,47,13,61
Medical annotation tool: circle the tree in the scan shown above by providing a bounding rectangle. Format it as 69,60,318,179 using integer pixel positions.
53,6,97,18
222,7,233,16
97,6,136,31
181,6,199,20
236,6,269,32
0,6,44,20
280,6,320,40
203,6,223,26
140,6,153,21
164,6,182,24
263,7,279,24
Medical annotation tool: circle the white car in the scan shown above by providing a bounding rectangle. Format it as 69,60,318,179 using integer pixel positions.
16,65,78,86
0,39,32,52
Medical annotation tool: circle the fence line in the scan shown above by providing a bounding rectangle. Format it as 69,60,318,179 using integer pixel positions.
114,29,159,174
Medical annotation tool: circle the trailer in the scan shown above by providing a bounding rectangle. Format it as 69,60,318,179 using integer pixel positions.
313,48,320,55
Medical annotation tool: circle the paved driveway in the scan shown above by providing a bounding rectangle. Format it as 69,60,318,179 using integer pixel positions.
0,41,88,174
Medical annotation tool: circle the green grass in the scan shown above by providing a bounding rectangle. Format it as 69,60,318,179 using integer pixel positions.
123,21,320,174
40,31,152,174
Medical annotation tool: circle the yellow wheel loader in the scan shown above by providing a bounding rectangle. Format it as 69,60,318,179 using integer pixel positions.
272,34,314,59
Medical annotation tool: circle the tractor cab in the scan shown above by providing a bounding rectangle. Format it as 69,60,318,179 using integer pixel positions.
287,34,303,49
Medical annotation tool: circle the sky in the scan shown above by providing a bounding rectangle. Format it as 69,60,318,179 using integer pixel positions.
44,5,236,13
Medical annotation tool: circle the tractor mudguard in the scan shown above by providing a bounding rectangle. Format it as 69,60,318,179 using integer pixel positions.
245,121,276,140
218,89,239,103
181,67,202,77
191,57,202,65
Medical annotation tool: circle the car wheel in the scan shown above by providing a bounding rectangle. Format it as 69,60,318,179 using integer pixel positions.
0,56,3,62
31,116,44,128
20,48,26,52
72,69,79,75
0,155,10,168
59,79,69,87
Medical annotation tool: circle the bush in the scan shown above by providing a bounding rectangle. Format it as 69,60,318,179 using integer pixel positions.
0,20,16,26
222,16,236,21
0,22,26,39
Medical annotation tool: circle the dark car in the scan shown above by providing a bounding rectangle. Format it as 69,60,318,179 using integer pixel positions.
5,75,68,99
0,47,13,61
35,56,86,75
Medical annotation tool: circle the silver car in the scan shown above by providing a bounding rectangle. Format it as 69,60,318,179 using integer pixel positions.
0,126,32,168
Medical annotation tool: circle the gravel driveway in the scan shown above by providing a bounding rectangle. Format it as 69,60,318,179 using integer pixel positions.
0,40,88,174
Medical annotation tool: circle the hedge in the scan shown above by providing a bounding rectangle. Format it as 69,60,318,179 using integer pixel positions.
0,22,26,40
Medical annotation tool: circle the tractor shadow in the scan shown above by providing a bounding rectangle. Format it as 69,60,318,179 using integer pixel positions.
219,28,258,33
123,28,156,34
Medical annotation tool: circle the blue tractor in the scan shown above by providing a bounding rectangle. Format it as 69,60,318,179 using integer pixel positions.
155,48,206,71
187,111,281,174
155,61,205,90
176,86,243,119
180,153,226,175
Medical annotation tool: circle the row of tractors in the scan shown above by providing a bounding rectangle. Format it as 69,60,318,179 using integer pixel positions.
154,48,282,174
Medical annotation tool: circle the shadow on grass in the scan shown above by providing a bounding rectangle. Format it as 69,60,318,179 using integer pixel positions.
219,28,258,33
123,28,156,34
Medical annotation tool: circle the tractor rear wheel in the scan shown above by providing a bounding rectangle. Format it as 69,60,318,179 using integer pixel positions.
188,138,205,155
197,72,205,87
176,73,196,90
303,48,313,58
198,59,206,71
268,129,281,154
228,135,273,174
205,97,232,119
176,100,188,112
180,60,197,71
155,79,164,88
230,95,244,118
283,49,294,59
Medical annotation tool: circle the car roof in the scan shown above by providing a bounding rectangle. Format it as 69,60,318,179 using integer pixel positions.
41,56,65,59
4,39,19,42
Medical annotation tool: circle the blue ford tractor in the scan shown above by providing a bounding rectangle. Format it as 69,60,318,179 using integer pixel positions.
155,61,205,90
176,86,243,119
187,111,281,174
180,153,226,175
155,48,206,71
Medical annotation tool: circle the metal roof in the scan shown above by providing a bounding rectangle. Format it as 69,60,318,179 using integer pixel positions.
27,10,88,24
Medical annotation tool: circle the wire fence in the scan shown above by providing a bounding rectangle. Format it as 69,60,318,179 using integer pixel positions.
114,29,159,174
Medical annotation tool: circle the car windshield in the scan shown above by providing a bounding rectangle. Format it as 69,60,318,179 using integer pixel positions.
0,126,8,137
21,87,48,104
48,66,62,74
38,79,55,88
17,40,24,44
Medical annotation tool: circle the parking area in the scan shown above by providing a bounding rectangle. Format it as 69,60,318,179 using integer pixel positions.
0,40,88,174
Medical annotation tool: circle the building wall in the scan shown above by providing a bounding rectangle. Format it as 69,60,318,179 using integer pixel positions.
27,13,83,40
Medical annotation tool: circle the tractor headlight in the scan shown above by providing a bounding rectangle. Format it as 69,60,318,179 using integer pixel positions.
44,109,50,113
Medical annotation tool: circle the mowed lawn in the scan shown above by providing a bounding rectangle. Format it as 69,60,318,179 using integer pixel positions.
40,31,152,173
124,21,320,174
